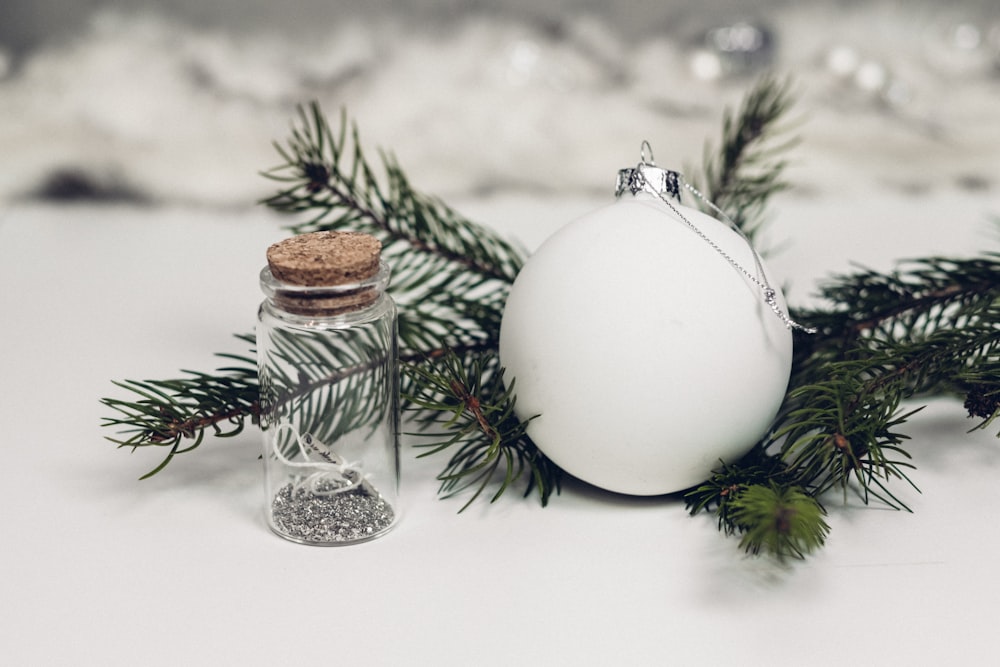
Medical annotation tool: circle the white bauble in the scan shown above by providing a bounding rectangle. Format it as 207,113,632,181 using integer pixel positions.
498,191,793,495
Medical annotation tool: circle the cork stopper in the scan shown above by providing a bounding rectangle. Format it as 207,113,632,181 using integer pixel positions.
263,231,387,316
267,231,381,286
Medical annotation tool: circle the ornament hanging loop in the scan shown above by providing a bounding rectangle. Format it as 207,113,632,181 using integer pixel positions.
640,139,655,165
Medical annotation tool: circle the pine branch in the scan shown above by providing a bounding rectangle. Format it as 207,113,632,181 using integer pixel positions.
795,255,1000,351
403,349,560,511
688,252,1000,554
689,73,798,240
685,447,792,534
100,336,260,478
790,255,1000,413
771,358,923,511
728,484,830,560
772,261,1000,512
261,103,525,284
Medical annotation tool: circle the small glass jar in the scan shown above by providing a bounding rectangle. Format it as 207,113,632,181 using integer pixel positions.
257,231,400,545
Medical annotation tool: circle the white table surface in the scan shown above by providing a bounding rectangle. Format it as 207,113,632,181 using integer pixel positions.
2,189,999,666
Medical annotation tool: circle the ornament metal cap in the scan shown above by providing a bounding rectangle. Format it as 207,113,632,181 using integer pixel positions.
615,142,681,200
615,164,682,200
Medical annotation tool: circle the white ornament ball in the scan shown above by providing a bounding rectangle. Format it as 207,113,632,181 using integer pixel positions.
498,192,793,495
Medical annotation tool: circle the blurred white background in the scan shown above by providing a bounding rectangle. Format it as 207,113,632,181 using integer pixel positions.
1,0,998,211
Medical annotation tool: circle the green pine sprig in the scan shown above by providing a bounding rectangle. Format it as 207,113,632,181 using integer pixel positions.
687,254,1000,557
100,335,260,478
690,73,798,240
728,483,830,561
403,349,559,511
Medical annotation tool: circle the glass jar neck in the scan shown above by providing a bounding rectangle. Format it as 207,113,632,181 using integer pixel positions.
259,260,391,318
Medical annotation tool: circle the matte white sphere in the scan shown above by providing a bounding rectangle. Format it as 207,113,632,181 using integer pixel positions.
498,194,793,495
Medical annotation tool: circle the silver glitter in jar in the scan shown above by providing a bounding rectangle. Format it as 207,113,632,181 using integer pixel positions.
271,483,396,544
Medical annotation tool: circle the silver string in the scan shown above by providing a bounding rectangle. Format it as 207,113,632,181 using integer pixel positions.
633,156,816,334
